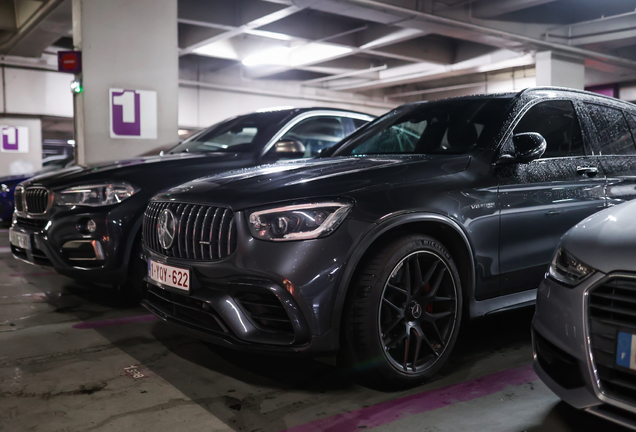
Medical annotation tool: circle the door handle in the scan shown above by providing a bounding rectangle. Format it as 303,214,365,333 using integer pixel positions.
577,166,599,177
546,210,563,216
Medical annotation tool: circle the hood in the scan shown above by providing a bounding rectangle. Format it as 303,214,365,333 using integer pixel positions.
157,155,470,210
0,174,30,184
24,152,245,189
563,200,636,274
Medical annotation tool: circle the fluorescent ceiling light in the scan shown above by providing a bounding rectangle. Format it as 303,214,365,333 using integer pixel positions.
192,40,238,60
67,139,75,145
242,43,352,68
245,29,293,41
242,46,291,66
178,129,189,136
290,43,352,67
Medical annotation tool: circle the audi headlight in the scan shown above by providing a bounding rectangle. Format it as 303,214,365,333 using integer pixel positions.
548,246,595,287
56,182,138,207
248,202,352,241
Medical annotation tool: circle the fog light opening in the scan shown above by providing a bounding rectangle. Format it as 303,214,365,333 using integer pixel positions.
87,219,97,233
77,218,97,234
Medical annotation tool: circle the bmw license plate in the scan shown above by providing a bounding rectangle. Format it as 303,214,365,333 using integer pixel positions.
9,228,31,250
616,332,636,370
148,260,190,292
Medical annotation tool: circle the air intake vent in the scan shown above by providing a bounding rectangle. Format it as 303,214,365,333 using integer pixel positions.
24,188,49,214
143,201,237,260
235,291,293,334
589,277,636,405
16,217,47,231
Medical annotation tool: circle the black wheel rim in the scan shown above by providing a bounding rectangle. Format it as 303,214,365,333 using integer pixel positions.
379,250,458,375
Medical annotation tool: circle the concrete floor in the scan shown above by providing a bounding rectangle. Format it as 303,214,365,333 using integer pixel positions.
0,229,629,432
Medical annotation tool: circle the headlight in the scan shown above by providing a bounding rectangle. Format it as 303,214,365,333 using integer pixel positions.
548,246,594,287
248,202,352,241
1,184,9,193
56,182,138,207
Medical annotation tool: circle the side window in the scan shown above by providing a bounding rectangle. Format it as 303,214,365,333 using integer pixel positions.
351,119,426,155
351,118,369,130
585,103,636,155
513,100,584,158
279,116,346,158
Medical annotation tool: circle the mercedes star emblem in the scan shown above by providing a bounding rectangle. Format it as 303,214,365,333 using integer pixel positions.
157,208,176,249
410,303,422,319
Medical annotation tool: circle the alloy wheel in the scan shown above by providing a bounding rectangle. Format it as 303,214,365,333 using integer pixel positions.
379,250,459,374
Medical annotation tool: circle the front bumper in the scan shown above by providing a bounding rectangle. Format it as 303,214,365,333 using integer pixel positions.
142,215,372,354
9,201,142,285
533,273,636,430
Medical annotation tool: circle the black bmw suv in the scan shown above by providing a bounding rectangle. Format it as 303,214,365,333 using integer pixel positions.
142,87,636,387
9,108,372,295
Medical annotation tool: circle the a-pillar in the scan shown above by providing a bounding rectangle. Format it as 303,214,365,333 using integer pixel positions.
72,0,178,166
535,51,585,89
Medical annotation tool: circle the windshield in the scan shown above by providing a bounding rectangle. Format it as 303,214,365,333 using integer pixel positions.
39,156,74,173
169,111,290,154
333,97,513,157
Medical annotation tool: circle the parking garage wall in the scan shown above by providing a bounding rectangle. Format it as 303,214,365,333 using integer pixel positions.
178,85,390,128
0,117,42,175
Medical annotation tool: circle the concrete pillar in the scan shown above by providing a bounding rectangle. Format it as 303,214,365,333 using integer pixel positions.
72,0,178,166
0,118,42,176
535,51,585,89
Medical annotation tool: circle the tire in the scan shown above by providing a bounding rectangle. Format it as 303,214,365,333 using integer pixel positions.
340,234,463,389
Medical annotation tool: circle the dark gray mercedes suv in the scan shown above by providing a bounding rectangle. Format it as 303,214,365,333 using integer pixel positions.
141,87,636,388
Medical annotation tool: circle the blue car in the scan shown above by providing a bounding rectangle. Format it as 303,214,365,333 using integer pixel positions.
0,155,74,224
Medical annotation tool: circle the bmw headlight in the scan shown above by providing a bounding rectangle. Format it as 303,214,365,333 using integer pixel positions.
248,202,352,241
56,182,138,207
548,246,595,287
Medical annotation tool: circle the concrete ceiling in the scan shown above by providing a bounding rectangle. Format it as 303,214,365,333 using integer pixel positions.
3,0,636,102
175,0,636,100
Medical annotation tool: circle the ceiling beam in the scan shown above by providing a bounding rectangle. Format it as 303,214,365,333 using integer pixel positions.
0,0,70,57
302,64,387,85
0,1,17,31
178,2,303,56
471,0,558,19
291,0,636,70
547,12,636,47
325,50,534,91
372,36,455,64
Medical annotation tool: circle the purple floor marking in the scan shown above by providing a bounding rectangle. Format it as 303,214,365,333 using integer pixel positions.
282,363,537,432
72,314,159,329
0,246,11,253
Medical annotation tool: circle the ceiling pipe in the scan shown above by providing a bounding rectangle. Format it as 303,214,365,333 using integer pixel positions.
179,78,398,109
318,0,636,69
302,64,388,85
0,0,67,55
388,81,486,98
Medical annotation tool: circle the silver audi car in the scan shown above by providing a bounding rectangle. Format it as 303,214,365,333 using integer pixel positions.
533,199,636,429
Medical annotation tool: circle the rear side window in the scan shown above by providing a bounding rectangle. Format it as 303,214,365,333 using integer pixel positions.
585,103,636,155
514,100,584,158
351,118,369,130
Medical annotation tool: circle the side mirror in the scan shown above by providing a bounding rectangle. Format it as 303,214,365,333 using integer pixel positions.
513,132,546,163
271,139,306,159
275,139,305,153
